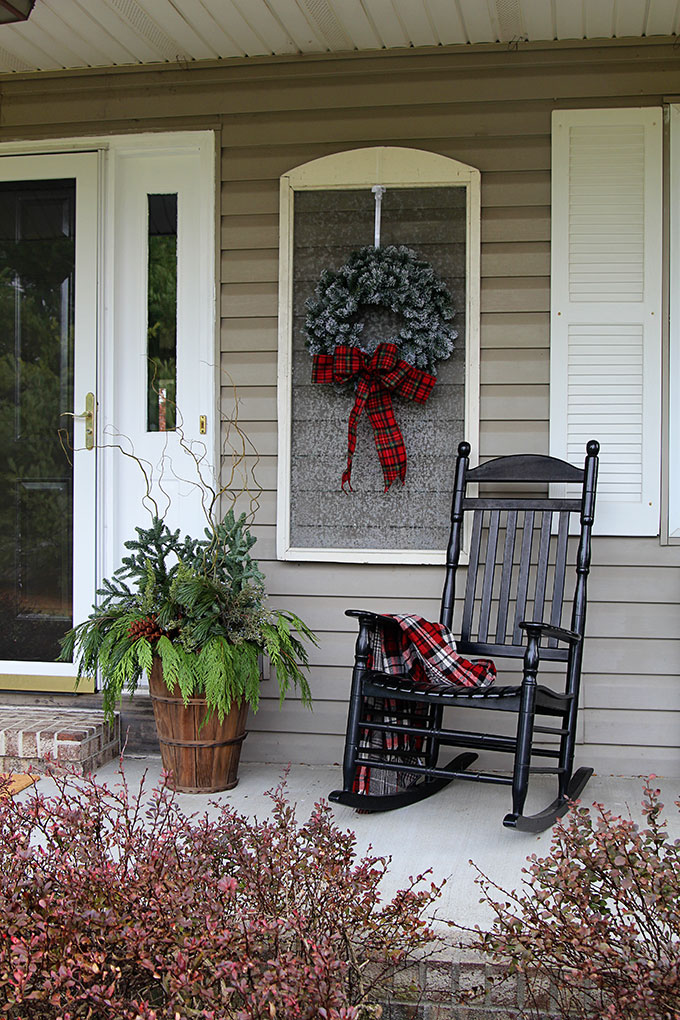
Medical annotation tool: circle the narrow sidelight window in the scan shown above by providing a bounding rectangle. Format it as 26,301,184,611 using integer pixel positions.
147,193,177,431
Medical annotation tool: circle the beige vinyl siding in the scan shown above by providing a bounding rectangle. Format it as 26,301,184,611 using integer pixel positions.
215,46,678,772
0,37,677,772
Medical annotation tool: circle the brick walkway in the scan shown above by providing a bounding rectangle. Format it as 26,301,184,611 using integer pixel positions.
0,707,120,774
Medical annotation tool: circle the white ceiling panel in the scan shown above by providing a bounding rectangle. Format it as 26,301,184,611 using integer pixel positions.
519,0,554,41
614,0,648,37
457,0,497,44
554,0,585,41
265,0,327,52
231,0,298,54
172,0,245,58
196,0,271,56
38,1,111,66
60,0,141,65
0,42,32,72
0,0,673,74
425,0,467,45
584,0,616,39
393,0,438,47
13,18,82,68
151,0,222,60
332,0,382,49
361,0,410,48
107,0,190,62
0,20,61,69
646,0,680,35
83,1,181,63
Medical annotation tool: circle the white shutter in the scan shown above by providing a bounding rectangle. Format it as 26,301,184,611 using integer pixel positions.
550,108,662,535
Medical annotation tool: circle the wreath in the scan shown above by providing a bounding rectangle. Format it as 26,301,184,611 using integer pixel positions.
303,245,457,492
303,244,457,374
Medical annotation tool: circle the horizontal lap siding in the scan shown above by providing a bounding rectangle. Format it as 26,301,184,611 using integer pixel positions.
216,45,680,775
0,40,676,773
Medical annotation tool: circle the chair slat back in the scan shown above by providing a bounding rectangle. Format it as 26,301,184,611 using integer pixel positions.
440,443,599,667
458,504,577,658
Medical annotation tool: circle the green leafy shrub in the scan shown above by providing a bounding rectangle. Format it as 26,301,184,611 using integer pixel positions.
59,511,315,720
467,780,680,1019
0,769,443,1018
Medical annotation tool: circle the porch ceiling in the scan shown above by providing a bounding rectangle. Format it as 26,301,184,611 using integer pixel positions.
0,0,676,76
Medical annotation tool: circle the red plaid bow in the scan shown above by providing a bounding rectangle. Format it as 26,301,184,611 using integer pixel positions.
312,343,436,491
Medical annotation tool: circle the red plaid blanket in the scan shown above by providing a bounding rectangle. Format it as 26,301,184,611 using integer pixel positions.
370,613,496,690
354,614,496,797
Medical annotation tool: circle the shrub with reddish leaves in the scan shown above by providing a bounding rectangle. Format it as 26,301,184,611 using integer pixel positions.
469,779,680,1020
0,769,442,1019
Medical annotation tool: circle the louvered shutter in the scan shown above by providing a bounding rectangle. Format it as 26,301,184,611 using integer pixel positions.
550,108,662,535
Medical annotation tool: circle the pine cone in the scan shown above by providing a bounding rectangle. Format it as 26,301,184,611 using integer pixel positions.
128,615,164,642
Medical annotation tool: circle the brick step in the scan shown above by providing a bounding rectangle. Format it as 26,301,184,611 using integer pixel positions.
0,707,120,775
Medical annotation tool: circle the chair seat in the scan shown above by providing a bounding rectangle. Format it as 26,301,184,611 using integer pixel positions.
364,671,573,713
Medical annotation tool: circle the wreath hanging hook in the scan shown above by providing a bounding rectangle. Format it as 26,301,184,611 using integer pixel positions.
371,184,386,247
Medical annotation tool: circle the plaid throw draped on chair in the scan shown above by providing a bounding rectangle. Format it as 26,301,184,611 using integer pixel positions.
354,614,496,796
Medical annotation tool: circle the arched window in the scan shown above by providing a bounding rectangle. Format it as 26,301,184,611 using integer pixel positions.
277,146,480,564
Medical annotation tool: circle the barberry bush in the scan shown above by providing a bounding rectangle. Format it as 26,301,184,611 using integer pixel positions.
0,768,442,1019
468,779,680,1020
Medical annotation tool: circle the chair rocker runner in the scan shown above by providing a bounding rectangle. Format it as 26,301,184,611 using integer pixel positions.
329,440,600,832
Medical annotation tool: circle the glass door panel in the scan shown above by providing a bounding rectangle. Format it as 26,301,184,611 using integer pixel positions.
0,153,97,686
0,180,75,660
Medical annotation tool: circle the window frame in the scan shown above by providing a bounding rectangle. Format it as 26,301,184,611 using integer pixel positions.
276,146,481,564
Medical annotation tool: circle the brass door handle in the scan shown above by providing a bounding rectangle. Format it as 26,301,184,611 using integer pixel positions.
62,392,96,450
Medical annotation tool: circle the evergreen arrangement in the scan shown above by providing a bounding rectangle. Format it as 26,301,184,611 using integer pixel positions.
303,244,457,376
59,511,315,722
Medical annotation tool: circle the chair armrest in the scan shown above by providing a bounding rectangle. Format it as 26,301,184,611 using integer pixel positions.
519,621,582,645
345,609,395,628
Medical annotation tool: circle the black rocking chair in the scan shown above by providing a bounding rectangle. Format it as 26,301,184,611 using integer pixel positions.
329,440,600,832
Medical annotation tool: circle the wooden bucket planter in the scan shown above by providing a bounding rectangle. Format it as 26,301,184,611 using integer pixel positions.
148,656,249,793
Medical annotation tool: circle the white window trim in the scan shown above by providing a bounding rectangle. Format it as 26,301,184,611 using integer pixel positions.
276,146,481,564
669,105,680,538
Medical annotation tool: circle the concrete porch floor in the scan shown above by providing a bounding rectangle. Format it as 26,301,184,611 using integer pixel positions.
18,755,680,936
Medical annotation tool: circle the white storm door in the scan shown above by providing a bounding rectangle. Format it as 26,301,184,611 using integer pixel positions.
0,152,98,688
104,137,216,578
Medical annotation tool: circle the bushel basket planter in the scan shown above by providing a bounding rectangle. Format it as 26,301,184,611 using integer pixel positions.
148,655,249,793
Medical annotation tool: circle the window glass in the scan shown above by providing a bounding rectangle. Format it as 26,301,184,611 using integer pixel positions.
147,193,177,432
0,179,75,659
289,185,467,552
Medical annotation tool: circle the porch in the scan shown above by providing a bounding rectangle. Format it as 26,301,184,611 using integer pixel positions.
9,750,674,1018
16,750,675,934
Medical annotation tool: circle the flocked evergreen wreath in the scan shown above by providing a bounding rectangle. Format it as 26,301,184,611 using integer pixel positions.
303,245,458,491
303,244,457,374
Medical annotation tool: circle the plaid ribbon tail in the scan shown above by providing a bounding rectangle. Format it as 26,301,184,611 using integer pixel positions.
342,382,368,492
367,384,407,490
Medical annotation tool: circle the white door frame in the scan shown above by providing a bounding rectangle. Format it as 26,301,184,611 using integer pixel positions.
0,132,217,689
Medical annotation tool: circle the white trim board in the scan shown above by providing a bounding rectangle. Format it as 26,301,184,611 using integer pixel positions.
668,104,680,539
